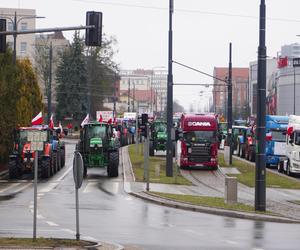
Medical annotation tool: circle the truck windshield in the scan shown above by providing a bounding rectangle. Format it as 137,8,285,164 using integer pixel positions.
270,129,286,142
295,132,300,146
155,124,167,133
19,130,28,143
89,126,106,138
183,131,215,143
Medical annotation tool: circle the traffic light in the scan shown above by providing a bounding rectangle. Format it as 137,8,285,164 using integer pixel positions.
0,19,6,53
141,113,148,125
140,113,149,138
85,11,102,47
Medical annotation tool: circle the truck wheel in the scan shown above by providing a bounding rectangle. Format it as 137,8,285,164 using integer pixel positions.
287,162,292,176
108,151,119,177
149,142,154,156
277,162,283,173
41,158,51,178
9,158,21,179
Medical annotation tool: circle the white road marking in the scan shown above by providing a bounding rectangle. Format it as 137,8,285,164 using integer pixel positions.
83,236,98,242
125,196,133,201
82,182,98,193
37,214,45,219
38,165,73,194
225,240,238,245
0,183,20,193
61,228,76,234
39,182,59,193
184,229,204,236
46,221,59,227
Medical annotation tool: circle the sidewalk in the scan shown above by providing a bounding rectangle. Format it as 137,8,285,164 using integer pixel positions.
121,146,300,223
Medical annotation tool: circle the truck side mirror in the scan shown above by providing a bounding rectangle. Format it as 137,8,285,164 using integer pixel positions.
175,128,183,141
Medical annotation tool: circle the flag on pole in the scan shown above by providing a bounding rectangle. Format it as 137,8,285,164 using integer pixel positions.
31,112,43,126
81,114,90,127
49,114,54,129
98,114,103,122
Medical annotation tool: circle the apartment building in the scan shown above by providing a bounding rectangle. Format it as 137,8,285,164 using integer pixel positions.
0,8,36,63
213,67,249,119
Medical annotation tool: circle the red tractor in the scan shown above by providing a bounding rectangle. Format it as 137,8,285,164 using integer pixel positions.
8,126,63,179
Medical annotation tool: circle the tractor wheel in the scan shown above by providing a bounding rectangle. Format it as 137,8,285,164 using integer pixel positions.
108,151,119,177
41,158,51,179
8,158,21,179
61,148,65,167
149,141,155,156
52,152,57,174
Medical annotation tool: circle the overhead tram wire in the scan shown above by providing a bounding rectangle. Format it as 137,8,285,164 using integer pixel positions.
73,0,300,23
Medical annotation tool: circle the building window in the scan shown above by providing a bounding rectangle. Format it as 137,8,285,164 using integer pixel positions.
20,22,27,31
7,21,13,31
20,42,27,54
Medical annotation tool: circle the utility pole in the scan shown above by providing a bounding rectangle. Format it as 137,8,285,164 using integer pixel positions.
228,43,233,165
133,81,135,112
113,73,117,119
166,0,174,177
128,78,131,112
47,42,53,124
255,0,266,212
13,11,17,64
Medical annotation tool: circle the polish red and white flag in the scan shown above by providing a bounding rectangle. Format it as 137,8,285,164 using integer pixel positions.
31,112,43,126
81,114,90,127
49,114,54,129
98,114,103,122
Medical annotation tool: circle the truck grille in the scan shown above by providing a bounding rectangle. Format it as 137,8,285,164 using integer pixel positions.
189,145,211,163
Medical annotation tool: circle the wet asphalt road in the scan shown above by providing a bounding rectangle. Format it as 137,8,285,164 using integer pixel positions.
1,140,300,249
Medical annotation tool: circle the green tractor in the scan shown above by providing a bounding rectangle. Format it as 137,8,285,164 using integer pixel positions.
149,120,167,156
77,121,119,177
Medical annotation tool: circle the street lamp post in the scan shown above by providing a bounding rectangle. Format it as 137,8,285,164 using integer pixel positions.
255,0,267,212
166,0,174,177
0,12,45,64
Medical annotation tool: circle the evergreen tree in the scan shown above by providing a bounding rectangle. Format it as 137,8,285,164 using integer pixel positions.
86,35,119,117
56,32,88,121
0,51,43,164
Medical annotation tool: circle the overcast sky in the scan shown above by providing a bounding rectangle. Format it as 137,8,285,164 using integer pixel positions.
1,0,300,110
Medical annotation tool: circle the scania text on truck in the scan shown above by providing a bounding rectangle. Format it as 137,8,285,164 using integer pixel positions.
176,114,218,169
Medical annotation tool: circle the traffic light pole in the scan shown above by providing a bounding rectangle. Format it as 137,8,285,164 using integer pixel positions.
255,0,266,212
166,0,174,177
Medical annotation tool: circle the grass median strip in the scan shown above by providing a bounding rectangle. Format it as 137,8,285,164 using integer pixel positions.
128,144,192,185
0,238,94,247
218,153,300,189
150,191,263,213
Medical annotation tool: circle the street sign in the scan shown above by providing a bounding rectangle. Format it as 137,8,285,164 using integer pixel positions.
293,58,300,67
27,131,47,142
73,151,84,189
27,130,47,151
30,141,44,151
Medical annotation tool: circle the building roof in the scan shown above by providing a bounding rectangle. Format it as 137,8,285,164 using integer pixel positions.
214,67,249,79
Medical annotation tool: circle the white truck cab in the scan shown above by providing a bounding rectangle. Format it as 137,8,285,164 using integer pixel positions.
279,115,300,175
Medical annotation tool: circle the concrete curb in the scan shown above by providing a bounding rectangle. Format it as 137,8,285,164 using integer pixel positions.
129,190,300,224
